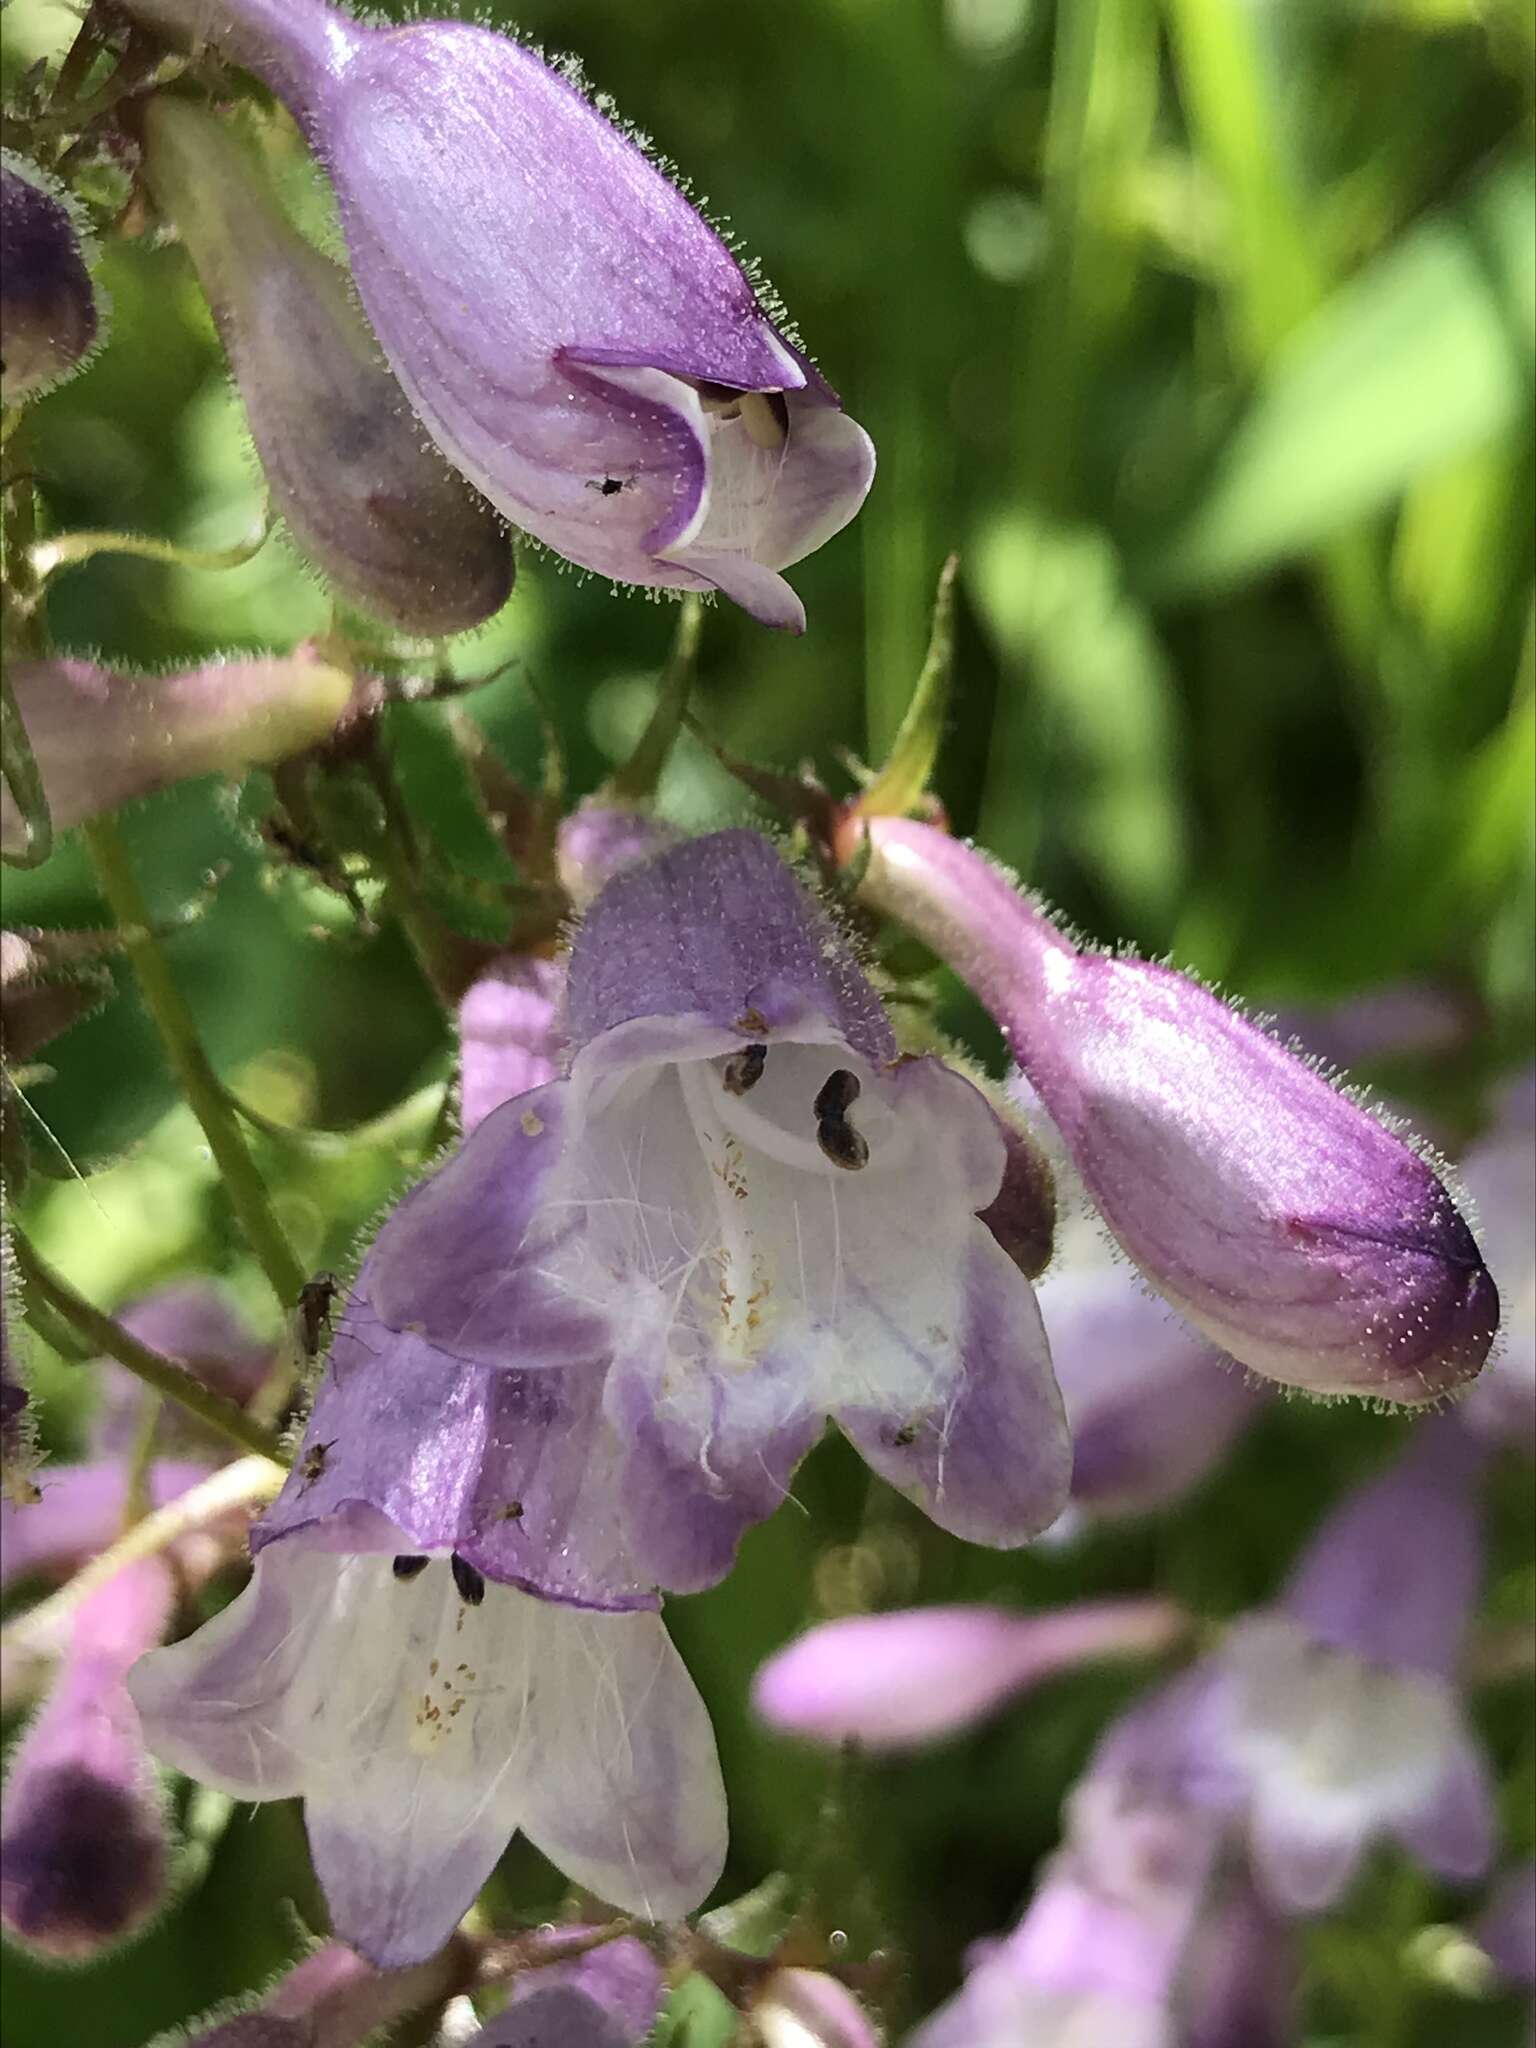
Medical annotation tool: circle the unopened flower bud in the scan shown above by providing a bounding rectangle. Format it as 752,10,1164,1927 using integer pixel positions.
0,1560,174,1958
458,955,565,1136
0,651,355,853
123,0,874,630
850,818,1498,1402
0,153,102,404
0,927,116,1064
752,1968,881,2048
142,98,511,636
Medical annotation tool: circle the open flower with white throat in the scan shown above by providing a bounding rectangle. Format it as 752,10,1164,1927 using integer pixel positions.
368,830,1070,1593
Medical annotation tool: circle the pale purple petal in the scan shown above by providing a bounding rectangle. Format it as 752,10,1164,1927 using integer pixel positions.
1246,1798,1368,1916
1,1459,214,1589
753,1599,1185,1750
556,805,685,909
1479,1862,1536,1989
836,1236,1068,1548
751,1969,880,2048
855,819,1498,1402
94,1282,273,1459
1456,1076,1535,1452
1393,1726,1497,1882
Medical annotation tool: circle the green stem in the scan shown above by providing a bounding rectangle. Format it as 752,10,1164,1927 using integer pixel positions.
0,665,54,868
12,1231,287,1463
81,814,306,1307
362,746,472,1011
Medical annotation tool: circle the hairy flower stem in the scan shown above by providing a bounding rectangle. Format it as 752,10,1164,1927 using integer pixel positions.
11,1230,287,1463
81,815,306,1309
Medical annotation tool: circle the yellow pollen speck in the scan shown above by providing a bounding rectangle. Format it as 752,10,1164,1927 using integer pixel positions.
521,1110,544,1137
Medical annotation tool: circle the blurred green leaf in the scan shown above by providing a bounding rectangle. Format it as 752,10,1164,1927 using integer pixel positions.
1152,154,1536,591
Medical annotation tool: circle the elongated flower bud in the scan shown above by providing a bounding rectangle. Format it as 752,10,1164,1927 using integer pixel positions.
0,1560,174,1958
848,818,1497,1402
0,652,355,853
142,99,511,636
122,0,874,631
1,153,102,404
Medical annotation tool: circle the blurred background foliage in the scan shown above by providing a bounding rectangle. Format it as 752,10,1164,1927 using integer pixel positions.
2,0,1533,2041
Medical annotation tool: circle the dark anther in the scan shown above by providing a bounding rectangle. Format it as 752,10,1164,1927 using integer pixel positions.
722,1043,768,1095
817,1117,870,1171
450,1552,487,1606
814,1069,861,1122
392,1554,430,1580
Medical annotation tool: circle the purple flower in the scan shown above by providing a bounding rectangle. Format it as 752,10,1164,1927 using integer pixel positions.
1209,1417,1496,1912
0,1458,217,1597
92,1282,275,1461
458,955,565,1138
0,153,101,404
1,1560,174,1958
909,1672,1238,2048
557,804,685,910
1456,1070,1534,1453
124,0,874,631
142,98,512,636
366,830,1070,1592
848,817,1498,1402
128,1534,726,1966
1036,1233,1268,1526
474,1934,663,2047
1479,1862,1536,1992
752,1598,1186,1751
0,652,357,854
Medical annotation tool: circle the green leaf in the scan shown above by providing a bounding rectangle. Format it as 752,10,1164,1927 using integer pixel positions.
1152,154,1536,591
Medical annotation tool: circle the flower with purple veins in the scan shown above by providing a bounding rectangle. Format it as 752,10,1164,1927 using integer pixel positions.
1209,1415,1496,1913
128,1534,726,1968
846,815,1499,1402
367,829,1070,1593
122,0,874,631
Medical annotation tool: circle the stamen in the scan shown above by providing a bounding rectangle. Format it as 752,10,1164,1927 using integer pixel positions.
449,1552,486,1606
815,1068,868,1171
738,390,789,449
814,1070,861,1122
722,1043,768,1095
391,1554,430,1580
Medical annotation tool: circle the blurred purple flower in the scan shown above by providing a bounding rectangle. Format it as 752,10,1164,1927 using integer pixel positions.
1456,1070,1534,1454
0,1559,173,1958
1210,1417,1495,1912
1,653,357,854
142,98,512,636
753,1597,1185,1751
458,955,565,1138
1478,1861,1536,1992
1036,1238,1268,1526
367,830,1069,1592
92,1282,275,1461
851,817,1498,1403
475,1934,663,2047
557,804,684,910
1,1458,215,1596
0,152,101,404
124,0,874,631
909,1670,1260,2048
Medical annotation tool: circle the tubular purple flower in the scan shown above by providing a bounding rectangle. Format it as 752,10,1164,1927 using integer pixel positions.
142,99,512,636
846,816,1498,1402
0,153,102,404
0,653,356,854
1211,1416,1496,1912
366,830,1070,1592
474,1934,663,2047
123,0,874,631
753,1598,1186,1751
0,1559,174,1959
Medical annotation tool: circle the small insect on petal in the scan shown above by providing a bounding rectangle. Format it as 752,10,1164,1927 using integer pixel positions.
449,1553,486,1607
722,1043,768,1096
